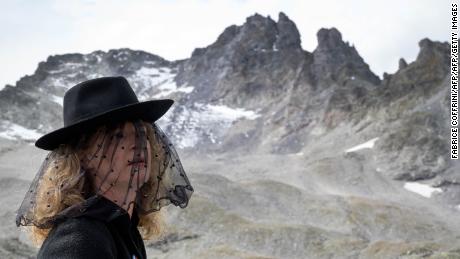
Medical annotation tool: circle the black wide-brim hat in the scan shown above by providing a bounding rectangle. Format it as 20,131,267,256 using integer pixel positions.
35,76,174,150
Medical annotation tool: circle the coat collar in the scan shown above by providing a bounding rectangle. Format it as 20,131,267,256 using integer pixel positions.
76,195,140,227
56,195,147,259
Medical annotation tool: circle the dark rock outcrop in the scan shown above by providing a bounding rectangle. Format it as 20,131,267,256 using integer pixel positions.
311,28,380,86
379,38,450,103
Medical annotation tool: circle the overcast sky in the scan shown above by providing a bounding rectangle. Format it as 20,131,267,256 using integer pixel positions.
0,0,451,89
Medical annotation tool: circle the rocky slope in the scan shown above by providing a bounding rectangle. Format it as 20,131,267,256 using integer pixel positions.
0,12,458,258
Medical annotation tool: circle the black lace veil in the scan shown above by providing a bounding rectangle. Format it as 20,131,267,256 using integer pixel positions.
16,120,193,228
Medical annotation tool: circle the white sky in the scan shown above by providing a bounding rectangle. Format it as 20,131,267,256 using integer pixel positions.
0,0,451,89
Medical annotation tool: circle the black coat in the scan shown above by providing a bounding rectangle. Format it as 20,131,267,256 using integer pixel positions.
37,197,147,259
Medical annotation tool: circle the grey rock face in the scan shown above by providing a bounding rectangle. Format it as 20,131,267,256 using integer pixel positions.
312,28,381,86
370,38,452,185
175,12,306,107
275,12,302,50
399,58,408,70
0,13,452,180
0,49,177,134
379,38,449,102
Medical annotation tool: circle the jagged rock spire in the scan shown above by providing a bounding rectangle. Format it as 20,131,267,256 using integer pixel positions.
275,12,302,50
312,27,380,85
399,58,408,70
193,12,302,57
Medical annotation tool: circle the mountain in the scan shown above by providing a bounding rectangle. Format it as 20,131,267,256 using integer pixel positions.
1,13,452,179
0,12,458,258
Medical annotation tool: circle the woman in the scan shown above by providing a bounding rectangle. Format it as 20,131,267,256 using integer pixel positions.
15,76,194,259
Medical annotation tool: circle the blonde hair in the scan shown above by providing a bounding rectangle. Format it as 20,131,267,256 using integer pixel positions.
26,121,167,246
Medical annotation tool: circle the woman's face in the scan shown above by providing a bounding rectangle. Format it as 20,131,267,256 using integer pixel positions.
81,121,152,196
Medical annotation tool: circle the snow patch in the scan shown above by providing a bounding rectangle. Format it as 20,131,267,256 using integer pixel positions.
48,62,84,74
153,80,194,98
345,137,379,153
161,103,261,149
273,34,279,51
49,77,69,89
131,66,194,99
203,103,260,120
137,67,163,77
95,54,102,63
404,182,442,198
87,73,106,80
51,95,63,106
0,120,41,141
112,50,130,61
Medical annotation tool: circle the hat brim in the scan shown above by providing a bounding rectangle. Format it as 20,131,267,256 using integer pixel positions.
35,99,174,151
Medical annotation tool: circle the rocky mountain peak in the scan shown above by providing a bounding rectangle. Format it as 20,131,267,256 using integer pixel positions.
232,12,277,52
398,58,408,70
275,12,302,50
416,38,450,67
316,27,344,49
177,12,307,107
235,12,302,51
193,12,301,57
312,27,380,85
202,13,274,53
380,38,450,101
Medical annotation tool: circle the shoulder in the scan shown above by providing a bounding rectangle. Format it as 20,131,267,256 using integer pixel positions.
37,217,116,259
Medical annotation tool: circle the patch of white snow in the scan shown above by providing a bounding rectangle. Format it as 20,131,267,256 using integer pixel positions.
161,103,260,149
51,95,63,106
404,182,442,198
0,120,41,141
345,137,379,153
